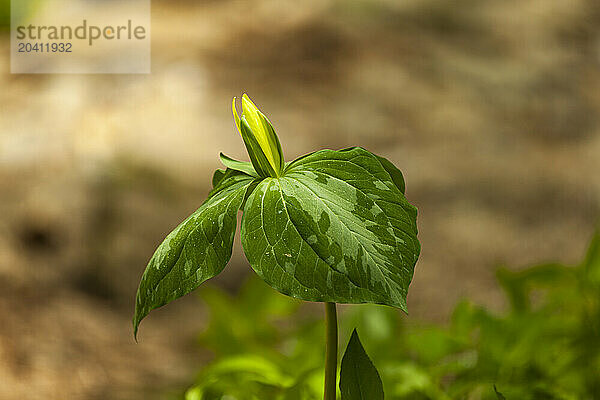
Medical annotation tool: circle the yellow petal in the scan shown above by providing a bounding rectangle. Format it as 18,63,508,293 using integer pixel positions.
241,94,275,170
232,97,241,135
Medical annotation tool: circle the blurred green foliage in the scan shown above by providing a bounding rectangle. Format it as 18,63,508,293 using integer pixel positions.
1,0,41,31
185,231,600,400
1,0,9,30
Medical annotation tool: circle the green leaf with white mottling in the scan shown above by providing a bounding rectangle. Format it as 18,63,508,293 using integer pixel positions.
133,171,256,338
241,147,420,309
376,154,405,194
340,329,384,400
212,168,227,188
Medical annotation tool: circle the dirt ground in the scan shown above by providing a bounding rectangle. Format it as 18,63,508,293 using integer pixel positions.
1,0,599,398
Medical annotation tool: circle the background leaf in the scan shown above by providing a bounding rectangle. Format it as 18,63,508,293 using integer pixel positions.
340,329,384,400
494,385,506,400
185,231,600,400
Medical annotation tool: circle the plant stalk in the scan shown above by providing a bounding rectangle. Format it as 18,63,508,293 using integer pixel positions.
324,302,338,400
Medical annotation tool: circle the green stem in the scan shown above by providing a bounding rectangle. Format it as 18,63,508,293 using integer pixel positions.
324,302,338,400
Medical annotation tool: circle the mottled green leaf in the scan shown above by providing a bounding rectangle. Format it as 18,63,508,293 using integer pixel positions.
133,171,256,338
241,147,419,309
340,329,384,400
212,168,227,188
375,155,405,194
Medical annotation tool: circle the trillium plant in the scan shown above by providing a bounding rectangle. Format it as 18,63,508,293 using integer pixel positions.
133,95,420,399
